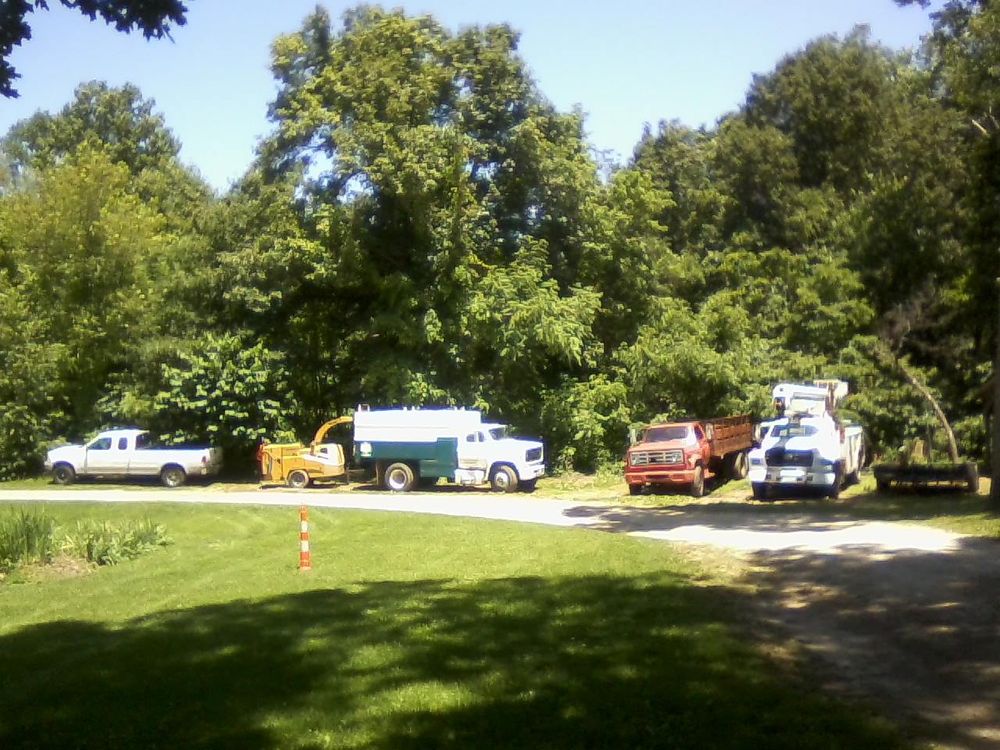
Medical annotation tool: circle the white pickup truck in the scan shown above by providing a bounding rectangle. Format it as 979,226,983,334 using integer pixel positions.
45,428,222,487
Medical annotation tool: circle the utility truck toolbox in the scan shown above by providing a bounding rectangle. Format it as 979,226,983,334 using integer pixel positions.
353,406,545,493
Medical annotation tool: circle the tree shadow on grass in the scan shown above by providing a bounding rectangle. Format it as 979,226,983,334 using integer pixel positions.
0,575,905,749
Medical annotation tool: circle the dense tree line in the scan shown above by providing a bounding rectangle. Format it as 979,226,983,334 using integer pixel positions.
0,3,997,478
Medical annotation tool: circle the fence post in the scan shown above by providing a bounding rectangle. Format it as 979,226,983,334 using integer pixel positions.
299,505,312,571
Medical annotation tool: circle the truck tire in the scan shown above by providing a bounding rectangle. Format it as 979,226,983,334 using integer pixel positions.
490,465,518,493
628,484,642,496
518,479,537,493
690,465,705,498
826,462,843,499
846,446,864,485
160,465,186,488
384,462,415,492
751,482,768,501
52,463,75,485
287,469,310,489
730,451,748,480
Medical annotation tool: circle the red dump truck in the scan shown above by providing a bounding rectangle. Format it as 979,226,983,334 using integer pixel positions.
624,415,753,497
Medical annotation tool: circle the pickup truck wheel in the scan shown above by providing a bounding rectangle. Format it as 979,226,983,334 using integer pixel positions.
160,465,186,488
690,466,705,498
628,484,642,496
490,465,518,493
287,469,310,489
52,463,75,485
384,462,415,492
518,479,537,493
751,482,768,501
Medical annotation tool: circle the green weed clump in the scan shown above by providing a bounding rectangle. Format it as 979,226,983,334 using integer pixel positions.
62,520,171,566
0,510,56,572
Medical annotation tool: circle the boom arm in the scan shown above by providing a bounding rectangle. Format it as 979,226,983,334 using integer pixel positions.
310,416,353,452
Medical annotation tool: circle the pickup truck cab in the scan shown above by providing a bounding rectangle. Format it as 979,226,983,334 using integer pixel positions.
45,428,222,487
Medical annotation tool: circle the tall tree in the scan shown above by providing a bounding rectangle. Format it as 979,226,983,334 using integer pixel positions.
227,5,627,458
897,0,1000,502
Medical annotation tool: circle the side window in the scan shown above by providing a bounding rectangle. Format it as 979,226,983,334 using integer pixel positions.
117,437,128,450
89,437,112,451
136,433,151,450
693,425,705,441
477,432,485,443
466,433,477,443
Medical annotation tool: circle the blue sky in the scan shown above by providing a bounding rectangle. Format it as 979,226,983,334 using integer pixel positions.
1,0,939,192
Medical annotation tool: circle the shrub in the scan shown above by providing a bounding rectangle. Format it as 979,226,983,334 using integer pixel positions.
0,510,56,572
62,519,171,566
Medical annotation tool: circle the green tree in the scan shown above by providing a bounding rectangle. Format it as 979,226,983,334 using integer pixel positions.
0,146,165,441
221,5,634,463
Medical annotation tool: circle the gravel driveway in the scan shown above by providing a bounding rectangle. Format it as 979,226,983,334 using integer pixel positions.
2,485,997,748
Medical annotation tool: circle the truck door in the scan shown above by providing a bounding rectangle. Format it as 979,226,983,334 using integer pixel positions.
85,436,128,474
127,432,160,476
694,424,711,465
457,431,489,473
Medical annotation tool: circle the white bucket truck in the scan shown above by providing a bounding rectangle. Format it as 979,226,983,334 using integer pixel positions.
353,406,545,493
748,381,864,500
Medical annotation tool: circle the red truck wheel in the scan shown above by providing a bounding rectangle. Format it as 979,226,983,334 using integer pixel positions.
690,466,705,497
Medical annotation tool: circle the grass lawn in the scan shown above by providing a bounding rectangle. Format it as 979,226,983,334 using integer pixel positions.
0,501,907,749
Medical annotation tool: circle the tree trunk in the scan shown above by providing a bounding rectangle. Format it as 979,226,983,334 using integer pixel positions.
991,284,1000,506
897,357,961,464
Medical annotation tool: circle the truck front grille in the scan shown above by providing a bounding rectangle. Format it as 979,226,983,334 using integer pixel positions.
765,447,814,468
526,447,543,462
631,449,682,466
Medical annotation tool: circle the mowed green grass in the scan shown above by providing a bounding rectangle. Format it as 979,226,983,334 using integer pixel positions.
0,501,906,749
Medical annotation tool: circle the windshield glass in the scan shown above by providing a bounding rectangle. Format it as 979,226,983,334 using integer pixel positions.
487,426,508,440
642,426,689,442
786,397,826,416
773,424,817,438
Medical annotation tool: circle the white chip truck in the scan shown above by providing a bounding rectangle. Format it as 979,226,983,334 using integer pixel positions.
353,406,545,492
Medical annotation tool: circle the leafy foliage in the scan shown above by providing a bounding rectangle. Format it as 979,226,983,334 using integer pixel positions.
0,510,56,572
0,1,188,98
0,4,994,476
61,518,170,566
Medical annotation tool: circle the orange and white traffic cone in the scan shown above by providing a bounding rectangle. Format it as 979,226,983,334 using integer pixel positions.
299,505,312,571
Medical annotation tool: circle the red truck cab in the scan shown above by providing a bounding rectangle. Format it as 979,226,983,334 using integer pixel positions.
625,416,752,497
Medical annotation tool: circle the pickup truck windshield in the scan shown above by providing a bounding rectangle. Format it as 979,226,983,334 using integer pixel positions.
487,427,508,440
642,426,689,442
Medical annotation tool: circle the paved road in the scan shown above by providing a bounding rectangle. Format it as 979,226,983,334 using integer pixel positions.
0,486,964,553
3,486,998,748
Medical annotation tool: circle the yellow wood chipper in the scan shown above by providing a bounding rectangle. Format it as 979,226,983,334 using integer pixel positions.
259,416,353,488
